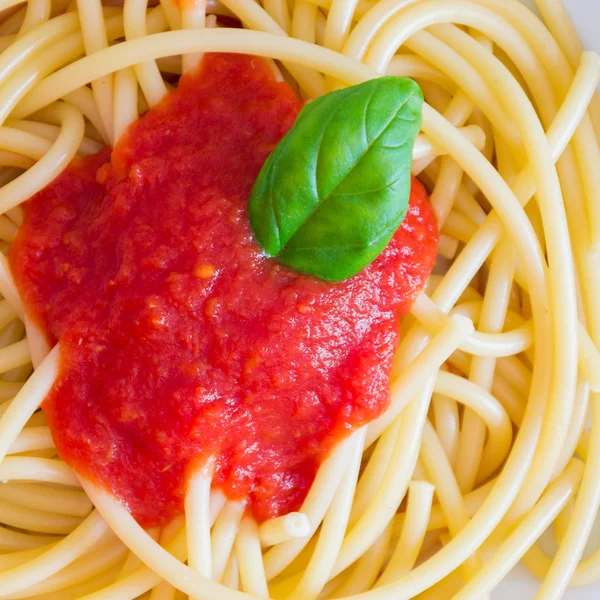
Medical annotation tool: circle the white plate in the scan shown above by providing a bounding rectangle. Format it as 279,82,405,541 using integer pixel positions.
494,2,599,598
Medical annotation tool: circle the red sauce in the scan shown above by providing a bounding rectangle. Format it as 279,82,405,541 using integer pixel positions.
10,54,438,526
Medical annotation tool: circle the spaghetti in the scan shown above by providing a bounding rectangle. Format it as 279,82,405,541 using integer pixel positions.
0,1,597,599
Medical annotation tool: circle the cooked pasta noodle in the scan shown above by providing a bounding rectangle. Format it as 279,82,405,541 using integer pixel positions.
0,1,598,599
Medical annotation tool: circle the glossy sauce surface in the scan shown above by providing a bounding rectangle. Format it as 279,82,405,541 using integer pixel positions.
11,54,438,526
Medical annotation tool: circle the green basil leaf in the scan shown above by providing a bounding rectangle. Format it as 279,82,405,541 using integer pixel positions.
248,76,424,282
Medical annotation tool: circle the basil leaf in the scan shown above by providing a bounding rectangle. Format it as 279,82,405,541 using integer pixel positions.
248,76,424,282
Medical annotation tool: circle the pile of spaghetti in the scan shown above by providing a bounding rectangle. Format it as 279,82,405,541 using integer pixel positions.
0,0,599,599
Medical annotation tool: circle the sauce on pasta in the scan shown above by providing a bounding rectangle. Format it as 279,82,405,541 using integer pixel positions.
10,53,437,526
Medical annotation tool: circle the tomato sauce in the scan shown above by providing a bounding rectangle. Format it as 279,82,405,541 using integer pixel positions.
10,54,438,526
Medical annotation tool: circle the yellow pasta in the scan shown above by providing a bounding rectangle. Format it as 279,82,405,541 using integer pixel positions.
0,1,597,599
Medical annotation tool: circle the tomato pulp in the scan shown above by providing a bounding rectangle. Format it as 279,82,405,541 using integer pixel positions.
10,54,438,526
